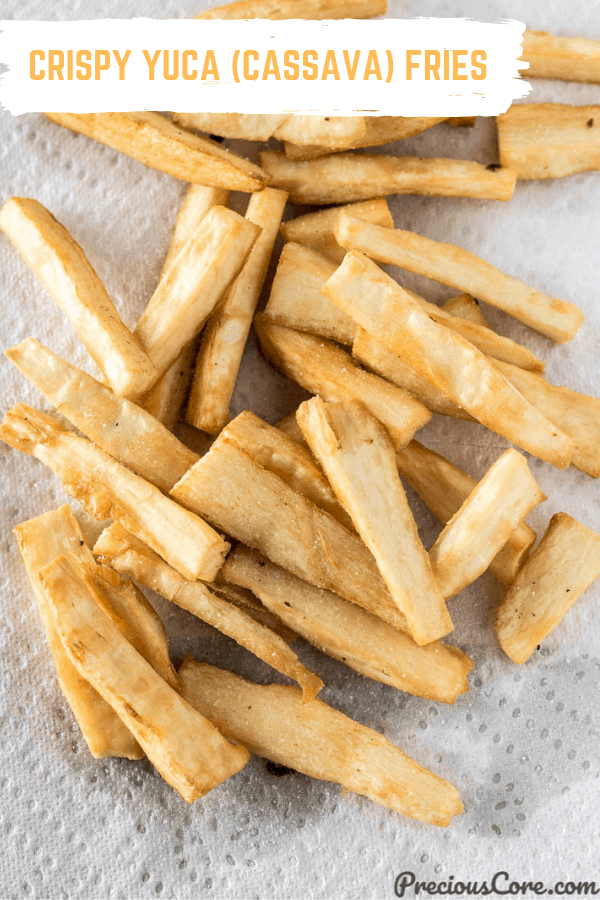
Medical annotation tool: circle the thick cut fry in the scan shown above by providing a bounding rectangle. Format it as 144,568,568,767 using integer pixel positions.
46,112,269,192
297,398,453,645
180,660,464,826
396,441,536,587
521,31,600,83
137,338,199,432
284,116,448,160
222,547,472,703
335,213,584,344
170,440,410,633
0,404,228,582
133,206,260,381
186,188,288,435
260,151,516,204
497,103,600,180
93,524,321,701
280,199,393,264
322,252,574,468
0,197,157,397
163,184,231,273
42,555,249,802
255,317,431,451
429,449,545,600
496,513,600,664
5,338,199,494
441,294,488,327
172,112,289,142
197,0,387,19
13,506,143,760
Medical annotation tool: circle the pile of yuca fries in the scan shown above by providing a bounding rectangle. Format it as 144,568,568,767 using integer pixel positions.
2,0,600,829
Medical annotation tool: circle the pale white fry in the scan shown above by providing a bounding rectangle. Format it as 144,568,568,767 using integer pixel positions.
283,117,446,160
163,184,231,273
280,198,393,264
521,31,600,83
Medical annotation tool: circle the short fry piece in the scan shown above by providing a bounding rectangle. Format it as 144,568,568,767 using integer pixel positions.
0,197,157,397
335,213,583,344
197,0,387,19
42,555,249,802
441,293,488,327
186,187,288,435
46,112,270,192
0,404,228,581
180,660,464,827
260,151,516,204
496,513,600,664
521,31,600,84
429,449,546,600
297,398,453,645
280,198,393,264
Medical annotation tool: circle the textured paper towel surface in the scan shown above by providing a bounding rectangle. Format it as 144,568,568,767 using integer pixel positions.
0,2,599,899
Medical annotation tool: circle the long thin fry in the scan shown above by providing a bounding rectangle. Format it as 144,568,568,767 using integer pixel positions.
197,0,387,19
180,660,464,827
521,31,600,83
283,116,447,160
280,198,393,264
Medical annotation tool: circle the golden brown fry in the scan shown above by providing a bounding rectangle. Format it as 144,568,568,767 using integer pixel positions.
46,112,270,192
0,404,228,582
180,659,464,826
93,524,322,701
163,184,231,273
197,0,387,19
280,198,393,264
186,188,288,435
283,117,448,159
496,513,600,664
441,293,488,327
260,151,516,204
335,213,583,344
0,197,157,397
5,337,199,493
521,30,600,83
497,103,600,180
42,555,249,802
222,546,472,703
276,410,307,445
255,317,431,451
137,338,199,432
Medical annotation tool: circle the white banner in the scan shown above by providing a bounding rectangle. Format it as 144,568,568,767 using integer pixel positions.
0,18,529,117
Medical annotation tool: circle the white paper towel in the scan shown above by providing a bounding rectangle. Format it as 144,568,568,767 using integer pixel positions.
0,2,599,898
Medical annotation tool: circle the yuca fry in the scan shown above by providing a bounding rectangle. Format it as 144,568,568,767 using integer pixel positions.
280,198,394,264
497,103,600,180
186,188,288,435
396,441,537,588
13,506,143,760
446,117,477,127
210,579,298,644
41,555,250,802
428,449,546,601
441,293,488,327
46,112,269,192
284,116,448,160
172,112,289,142
521,31,600,83
0,404,228,582
322,252,574,468
214,410,355,531
5,338,199,494
93,524,322,702
137,338,199,432
180,659,464,826
0,197,156,398
335,213,583,344
133,206,260,382
196,0,387,19
273,116,366,149
170,440,411,633
222,547,472,703
260,151,516,204
162,185,231,273
255,317,431,451
496,513,600,664
297,398,453,645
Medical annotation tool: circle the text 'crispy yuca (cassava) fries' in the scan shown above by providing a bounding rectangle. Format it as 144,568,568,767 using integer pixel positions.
46,112,270,192
395,441,537,588
93,524,323,702
441,293,488,327
496,513,600,664
322,251,575,469
180,659,464,826
221,546,472,703
428,449,546,601
0,197,157,398
520,30,600,83
14,505,143,760
133,206,260,384
297,398,453,645
260,151,517,204
335,213,584,344
196,0,387,19
497,103,600,181
186,187,288,435
170,438,410,633
0,404,228,582
255,317,431,451
41,555,250,802
280,198,393,264
283,116,448,160
5,338,199,494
